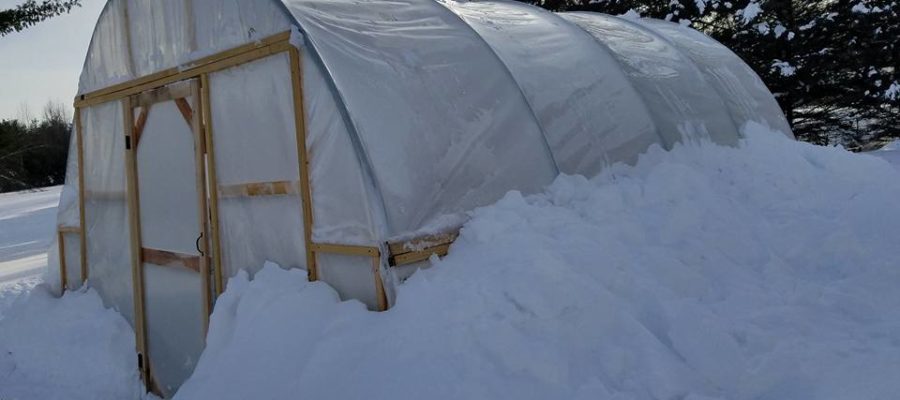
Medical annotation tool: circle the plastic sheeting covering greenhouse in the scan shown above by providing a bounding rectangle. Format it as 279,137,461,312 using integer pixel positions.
50,0,793,396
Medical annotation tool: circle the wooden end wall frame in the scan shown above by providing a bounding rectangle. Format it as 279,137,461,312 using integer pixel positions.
123,79,211,396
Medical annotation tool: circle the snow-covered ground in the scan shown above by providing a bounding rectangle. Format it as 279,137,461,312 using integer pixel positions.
2,126,900,399
871,139,900,167
0,187,147,400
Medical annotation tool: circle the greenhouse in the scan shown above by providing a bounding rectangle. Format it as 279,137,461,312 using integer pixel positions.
50,0,792,396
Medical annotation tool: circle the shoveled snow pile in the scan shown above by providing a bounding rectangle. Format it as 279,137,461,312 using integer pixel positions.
0,287,147,400
174,123,900,400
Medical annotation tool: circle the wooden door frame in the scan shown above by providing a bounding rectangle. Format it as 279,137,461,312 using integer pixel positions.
123,79,210,392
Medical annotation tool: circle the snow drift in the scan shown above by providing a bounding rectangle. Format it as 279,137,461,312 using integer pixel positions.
3,123,900,400
0,286,145,400
174,123,900,400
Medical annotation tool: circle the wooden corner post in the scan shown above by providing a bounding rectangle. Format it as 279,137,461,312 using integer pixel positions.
200,73,225,297
289,46,318,282
75,107,88,285
57,230,67,293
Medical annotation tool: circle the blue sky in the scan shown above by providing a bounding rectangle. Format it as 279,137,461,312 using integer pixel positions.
0,0,105,120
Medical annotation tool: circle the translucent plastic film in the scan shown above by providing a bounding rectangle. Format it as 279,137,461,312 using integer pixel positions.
636,20,794,137
560,13,740,147
80,100,134,323
61,232,83,290
79,0,291,94
284,0,558,235
208,53,306,280
302,49,379,245
440,0,660,173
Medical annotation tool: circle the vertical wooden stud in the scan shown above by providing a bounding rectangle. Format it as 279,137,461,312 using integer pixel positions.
373,255,388,312
201,73,225,296
123,97,149,386
75,108,88,284
190,81,212,332
289,47,318,282
57,230,67,293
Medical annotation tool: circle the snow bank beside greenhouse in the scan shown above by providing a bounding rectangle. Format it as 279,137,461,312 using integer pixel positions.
177,124,900,400
3,123,900,400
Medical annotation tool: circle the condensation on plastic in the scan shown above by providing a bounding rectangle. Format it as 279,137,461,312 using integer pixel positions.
208,53,306,280
283,0,559,235
302,49,379,245
134,100,205,395
80,100,134,324
636,19,794,138
559,13,740,147
439,0,660,173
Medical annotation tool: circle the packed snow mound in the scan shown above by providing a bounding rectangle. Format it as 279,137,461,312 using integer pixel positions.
177,123,900,400
0,286,146,400
872,139,900,167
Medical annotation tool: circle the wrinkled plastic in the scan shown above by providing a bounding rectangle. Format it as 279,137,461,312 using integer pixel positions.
439,0,660,173
559,13,741,147
79,0,292,94
635,19,794,137
80,101,134,324
284,0,560,235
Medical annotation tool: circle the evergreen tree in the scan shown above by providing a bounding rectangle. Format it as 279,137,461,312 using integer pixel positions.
0,0,81,36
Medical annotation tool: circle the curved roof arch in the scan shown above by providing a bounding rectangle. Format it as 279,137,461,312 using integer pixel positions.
77,0,793,237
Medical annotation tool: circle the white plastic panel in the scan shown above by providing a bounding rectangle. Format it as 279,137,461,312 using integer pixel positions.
136,101,201,255
55,129,81,228
560,13,740,147
316,253,378,309
302,50,380,245
192,0,292,57
636,19,794,137
134,97,204,396
143,265,204,396
61,232,83,290
81,100,134,324
284,0,559,236
208,53,306,280
440,0,661,173
79,0,292,95
125,0,193,79
78,0,133,93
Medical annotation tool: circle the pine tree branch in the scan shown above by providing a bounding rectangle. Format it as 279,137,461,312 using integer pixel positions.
0,0,81,36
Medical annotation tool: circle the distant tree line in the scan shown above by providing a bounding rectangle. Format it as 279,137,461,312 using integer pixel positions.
0,103,71,193
519,0,899,147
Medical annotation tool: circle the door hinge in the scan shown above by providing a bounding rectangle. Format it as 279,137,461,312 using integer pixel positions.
125,135,132,150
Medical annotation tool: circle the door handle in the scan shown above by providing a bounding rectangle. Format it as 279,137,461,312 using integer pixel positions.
196,232,204,256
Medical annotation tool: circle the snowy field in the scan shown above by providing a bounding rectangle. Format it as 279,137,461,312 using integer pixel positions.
2,127,900,399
